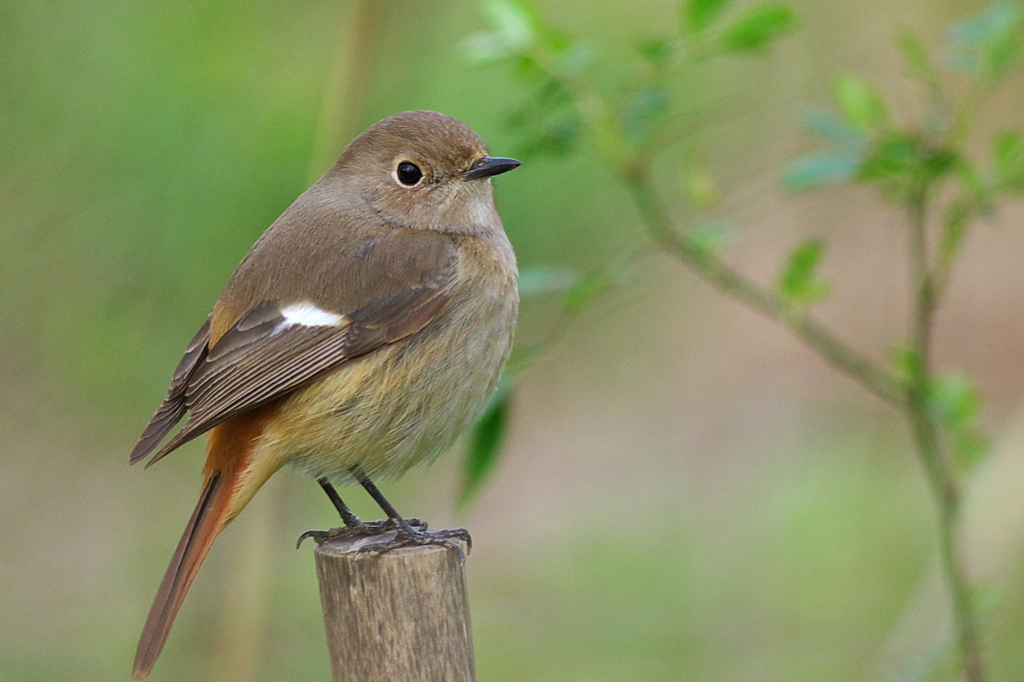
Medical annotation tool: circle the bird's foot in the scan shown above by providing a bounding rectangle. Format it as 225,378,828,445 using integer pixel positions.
295,517,426,549
358,519,472,555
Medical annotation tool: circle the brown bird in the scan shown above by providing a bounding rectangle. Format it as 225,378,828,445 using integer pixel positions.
128,110,520,679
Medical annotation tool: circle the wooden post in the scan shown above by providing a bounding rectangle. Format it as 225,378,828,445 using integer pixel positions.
313,531,475,682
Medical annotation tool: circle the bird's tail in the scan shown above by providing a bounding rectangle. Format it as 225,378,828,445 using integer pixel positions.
132,469,235,679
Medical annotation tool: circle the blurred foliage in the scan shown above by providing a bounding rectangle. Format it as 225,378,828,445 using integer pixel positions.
776,237,830,309
464,0,1024,680
457,0,803,501
460,0,814,495
460,377,513,509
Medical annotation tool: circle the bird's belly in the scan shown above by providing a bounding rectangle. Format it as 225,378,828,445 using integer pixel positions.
257,298,515,484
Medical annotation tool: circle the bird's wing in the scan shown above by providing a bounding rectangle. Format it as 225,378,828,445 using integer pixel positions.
129,320,211,464
129,230,459,467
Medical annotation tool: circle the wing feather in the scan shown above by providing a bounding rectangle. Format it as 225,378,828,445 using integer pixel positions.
129,320,212,464
130,231,459,467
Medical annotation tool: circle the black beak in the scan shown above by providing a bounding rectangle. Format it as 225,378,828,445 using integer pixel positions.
464,156,522,181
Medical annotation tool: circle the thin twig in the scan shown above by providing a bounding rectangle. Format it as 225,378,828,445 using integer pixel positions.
625,174,904,408
905,187,985,682
534,46,903,407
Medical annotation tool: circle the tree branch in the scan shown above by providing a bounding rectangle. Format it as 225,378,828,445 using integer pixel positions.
624,174,905,408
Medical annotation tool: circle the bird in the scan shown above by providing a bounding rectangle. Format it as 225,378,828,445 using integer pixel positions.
128,110,520,679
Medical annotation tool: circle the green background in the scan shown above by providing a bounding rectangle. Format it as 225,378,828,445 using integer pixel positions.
4,1,1024,680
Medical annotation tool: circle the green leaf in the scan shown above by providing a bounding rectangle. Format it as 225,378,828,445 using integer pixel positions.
928,372,979,429
556,40,594,76
897,30,939,87
947,2,1022,83
482,0,538,51
833,75,889,132
464,31,515,64
621,84,671,141
637,37,675,64
505,74,583,158
994,129,1024,192
513,110,582,157
890,345,924,385
783,153,859,190
926,371,989,473
857,132,956,195
777,238,830,306
855,137,912,183
799,107,865,148
465,0,542,64
720,4,798,53
684,0,731,35
459,380,513,508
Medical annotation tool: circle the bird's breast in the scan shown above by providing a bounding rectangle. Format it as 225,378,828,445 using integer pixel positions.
251,239,518,484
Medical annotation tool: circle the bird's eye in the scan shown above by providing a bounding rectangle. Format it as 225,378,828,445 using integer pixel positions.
396,161,423,186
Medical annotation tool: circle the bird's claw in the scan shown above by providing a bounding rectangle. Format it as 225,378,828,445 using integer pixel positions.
295,518,430,549
357,522,472,555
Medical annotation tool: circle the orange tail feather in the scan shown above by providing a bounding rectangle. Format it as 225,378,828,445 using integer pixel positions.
132,470,235,679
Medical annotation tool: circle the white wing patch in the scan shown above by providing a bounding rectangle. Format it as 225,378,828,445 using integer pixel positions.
275,302,345,333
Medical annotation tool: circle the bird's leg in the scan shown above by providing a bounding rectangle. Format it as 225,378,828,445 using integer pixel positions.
317,478,364,527
351,467,472,554
296,478,391,547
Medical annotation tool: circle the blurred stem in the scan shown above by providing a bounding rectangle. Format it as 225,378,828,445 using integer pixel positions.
624,171,904,407
529,43,899,404
306,0,379,182
905,188,984,682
